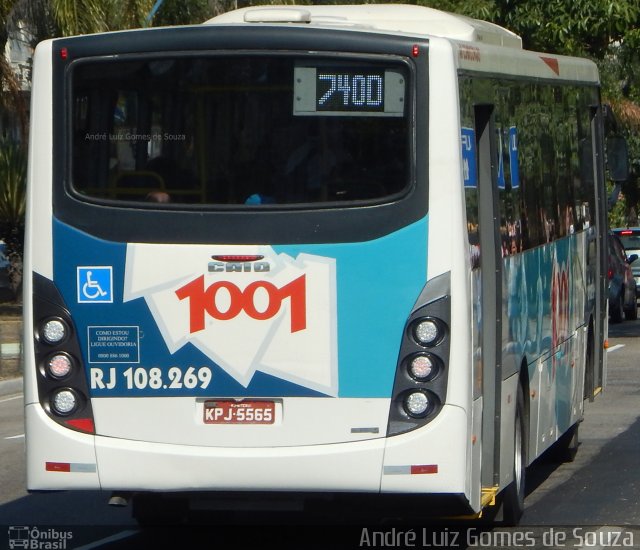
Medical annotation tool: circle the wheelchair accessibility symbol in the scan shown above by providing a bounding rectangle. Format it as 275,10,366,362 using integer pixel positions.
77,266,113,303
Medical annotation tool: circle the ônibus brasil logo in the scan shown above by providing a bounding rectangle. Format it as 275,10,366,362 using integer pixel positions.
123,245,338,394
8,526,73,549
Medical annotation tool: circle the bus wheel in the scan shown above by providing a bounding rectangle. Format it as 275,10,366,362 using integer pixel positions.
610,293,624,323
501,385,526,525
624,299,637,320
583,324,594,400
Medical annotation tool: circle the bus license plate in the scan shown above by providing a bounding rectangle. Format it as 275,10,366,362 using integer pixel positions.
204,400,275,424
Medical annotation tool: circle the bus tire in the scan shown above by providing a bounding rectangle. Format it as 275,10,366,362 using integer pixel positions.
624,299,637,320
583,322,594,400
501,384,526,526
610,292,624,323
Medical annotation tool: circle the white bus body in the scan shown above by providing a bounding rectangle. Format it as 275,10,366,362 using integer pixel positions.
24,5,607,523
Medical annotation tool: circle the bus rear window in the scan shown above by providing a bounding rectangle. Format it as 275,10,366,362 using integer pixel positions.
70,55,410,206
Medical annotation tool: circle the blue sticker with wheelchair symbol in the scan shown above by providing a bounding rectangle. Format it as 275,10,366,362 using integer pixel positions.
77,266,113,303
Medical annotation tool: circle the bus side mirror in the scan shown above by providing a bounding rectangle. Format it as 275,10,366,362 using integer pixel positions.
606,135,630,182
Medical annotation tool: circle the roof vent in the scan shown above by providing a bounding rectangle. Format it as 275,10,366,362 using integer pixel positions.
207,5,523,48
244,8,311,23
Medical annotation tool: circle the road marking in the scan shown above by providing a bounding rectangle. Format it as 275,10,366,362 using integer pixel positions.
75,529,140,550
0,394,22,404
607,344,625,353
4,434,24,440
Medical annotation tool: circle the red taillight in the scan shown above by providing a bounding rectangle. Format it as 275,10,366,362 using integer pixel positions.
60,47,68,60
412,45,420,57
64,418,95,434
608,268,614,280
410,464,438,475
620,230,633,235
211,255,264,262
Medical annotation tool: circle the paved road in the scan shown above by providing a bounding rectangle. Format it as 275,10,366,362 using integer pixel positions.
0,319,638,548
0,391,24,510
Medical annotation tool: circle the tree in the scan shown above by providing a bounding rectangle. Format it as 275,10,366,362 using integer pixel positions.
418,0,640,225
0,0,28,141
48,0,154,35
0,138,26,298
491,0,640,58
150,0,211,25
415,0,640,58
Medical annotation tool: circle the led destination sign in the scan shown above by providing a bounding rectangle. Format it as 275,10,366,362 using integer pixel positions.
293,66,406,117
317,70,384,112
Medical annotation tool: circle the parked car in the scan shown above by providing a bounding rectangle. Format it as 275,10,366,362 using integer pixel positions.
612,227,640,297
608,232,638,322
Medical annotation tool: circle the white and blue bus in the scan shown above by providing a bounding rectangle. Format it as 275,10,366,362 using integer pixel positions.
24,4,614,523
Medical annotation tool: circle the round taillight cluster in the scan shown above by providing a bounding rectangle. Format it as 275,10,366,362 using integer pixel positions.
394,315,449,419
41,318,69,345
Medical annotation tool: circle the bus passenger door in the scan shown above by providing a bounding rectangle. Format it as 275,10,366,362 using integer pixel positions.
474,104,503,495
590,104,608,399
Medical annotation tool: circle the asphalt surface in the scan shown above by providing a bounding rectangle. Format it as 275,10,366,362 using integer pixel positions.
0,377,21,397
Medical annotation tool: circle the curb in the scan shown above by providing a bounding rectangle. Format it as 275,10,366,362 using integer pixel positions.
0,376,22,397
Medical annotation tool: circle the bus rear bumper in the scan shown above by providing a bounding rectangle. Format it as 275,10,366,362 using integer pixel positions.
25,404,101,490
27,401,470,500
95,404,469,494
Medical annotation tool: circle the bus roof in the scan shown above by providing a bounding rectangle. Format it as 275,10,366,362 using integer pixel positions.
205,4,599,83
205,4,523,49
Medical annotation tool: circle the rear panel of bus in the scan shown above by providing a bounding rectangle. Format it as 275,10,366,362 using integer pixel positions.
25,25,474,505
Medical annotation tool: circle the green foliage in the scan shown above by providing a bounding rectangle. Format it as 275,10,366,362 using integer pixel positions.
608,183,628,228
151,0,211,26
4,0,640,233
0,139,26,229
0,139,26,295
494,0,640,57
51,0,107,34
413,0,493,19
50,0,155,35
414,0,640,58
418,0,640,229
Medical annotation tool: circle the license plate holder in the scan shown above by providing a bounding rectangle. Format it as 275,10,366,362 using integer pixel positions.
203,400,276,425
